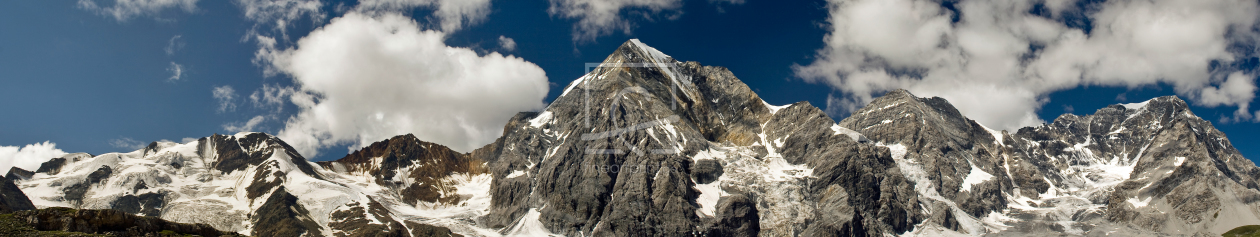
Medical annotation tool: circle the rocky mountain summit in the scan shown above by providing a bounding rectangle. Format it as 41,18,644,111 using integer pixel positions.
7,39,1260,236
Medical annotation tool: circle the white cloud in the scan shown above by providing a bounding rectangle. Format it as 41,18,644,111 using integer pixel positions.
249,84,295,110
235,0,325,35
213,85,237,113
165,35,184,55
233,0,326,74
258,12,549,157
77,0,198,21
548,0,684,42
108,137,146,150
498,35,517,52
167,62,184,82
180,137,199,143
356,0,494,32
224,115,268,133
1204,72,1259,123
796,0,1260,130
0,142,67,174
1198,72,1257,107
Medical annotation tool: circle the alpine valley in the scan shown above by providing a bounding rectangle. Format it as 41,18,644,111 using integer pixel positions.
4,40,1260,236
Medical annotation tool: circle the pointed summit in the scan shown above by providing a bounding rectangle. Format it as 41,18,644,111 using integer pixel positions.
625,39,675,64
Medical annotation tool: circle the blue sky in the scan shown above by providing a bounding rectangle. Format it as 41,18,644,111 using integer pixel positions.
1,0,1257,165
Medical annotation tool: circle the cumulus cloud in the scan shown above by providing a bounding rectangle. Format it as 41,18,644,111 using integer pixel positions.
109,137,147,150
356,0,494,32
167,62,184,82
548,0,684,42
77,0,198,21
213,85,237,113
257,12,549,157
0,142,67,175
498,35,517,52
796,0,1260,131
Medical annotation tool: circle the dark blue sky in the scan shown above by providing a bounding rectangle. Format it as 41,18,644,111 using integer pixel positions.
1,0,1256,162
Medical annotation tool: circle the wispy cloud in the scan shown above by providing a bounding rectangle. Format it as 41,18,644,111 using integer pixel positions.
212,85,237,113
223,115,267,133
548,0,684,42
356,0,494,32
235,0,325,37
167,62,184,82
77,0,198,22
165,35,184,55
108,137,147,150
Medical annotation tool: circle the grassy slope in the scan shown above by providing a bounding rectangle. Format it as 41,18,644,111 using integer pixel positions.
1225,225,1260,237
0,208,238,237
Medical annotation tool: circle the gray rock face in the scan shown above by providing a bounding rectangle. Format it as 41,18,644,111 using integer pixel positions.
691,159,722,184
6,167,34,181
839,89,1260,236
708,194,759,237
0,175,35,213
477,39,920,236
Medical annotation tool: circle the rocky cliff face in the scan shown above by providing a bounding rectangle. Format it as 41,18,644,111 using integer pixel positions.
475,39,920,236
0,175,35,213
10,39,1260,237
840,89,1260,236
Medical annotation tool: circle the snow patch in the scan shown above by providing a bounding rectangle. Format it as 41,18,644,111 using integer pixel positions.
504,208,562,236
830,124,868,143
1126,196,1152,208
629,39,672,63
1122,99,1151,110
978,123,1005,145
762,100,788,114
694,181,728,217
529,111,554,128
559,74,588,97
505,170,526,179
960,162,994,192
1174,156,1186,166
880,142,993,235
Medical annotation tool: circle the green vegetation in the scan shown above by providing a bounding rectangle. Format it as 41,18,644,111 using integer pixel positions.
1,208,243,237
0,213,107,237
1224,225,1260,237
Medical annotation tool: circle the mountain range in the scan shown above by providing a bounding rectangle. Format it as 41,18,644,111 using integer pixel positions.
3,39,1259,236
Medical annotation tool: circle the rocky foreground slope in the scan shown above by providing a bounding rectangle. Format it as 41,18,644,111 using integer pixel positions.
8,39,1260,236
